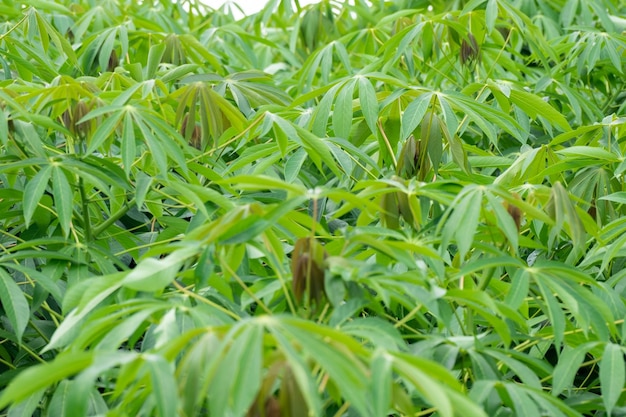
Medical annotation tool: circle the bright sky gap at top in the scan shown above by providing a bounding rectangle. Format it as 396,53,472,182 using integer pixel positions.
203,0,323,18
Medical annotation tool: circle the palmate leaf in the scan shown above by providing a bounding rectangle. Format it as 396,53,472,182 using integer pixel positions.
28,8,77,66
299,39,353,90
530,262,617,343
441,91,524,146
173,80,247,149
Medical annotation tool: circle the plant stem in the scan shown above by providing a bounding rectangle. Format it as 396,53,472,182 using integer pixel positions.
92,198,136,239
378,120,398,169
79,177,92,242
172,280,240,321
478,266,496,291
220,255,273,315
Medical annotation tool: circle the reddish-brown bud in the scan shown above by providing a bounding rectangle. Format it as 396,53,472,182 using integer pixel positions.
504,193,523,231
460,33,480,66
62,100,91,138
291,237,326,306
181,113,202,149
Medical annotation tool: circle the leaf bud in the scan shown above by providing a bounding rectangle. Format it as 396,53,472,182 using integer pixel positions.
181,113,202,149
291,237,327,306
397,135,419,179
62,100,91,139
107,49,119,72
380,190,400,229
396,190,415,229
504,193,523,232
460,33,480,66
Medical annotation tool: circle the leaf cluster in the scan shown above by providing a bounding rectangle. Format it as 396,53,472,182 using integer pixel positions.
0,0,626,416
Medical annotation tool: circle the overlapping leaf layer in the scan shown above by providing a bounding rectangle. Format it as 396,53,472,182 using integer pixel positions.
0,0,625,415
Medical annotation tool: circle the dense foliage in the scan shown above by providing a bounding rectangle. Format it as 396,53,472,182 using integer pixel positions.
0,0,625,415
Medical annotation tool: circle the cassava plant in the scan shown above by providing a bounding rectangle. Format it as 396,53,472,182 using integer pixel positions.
0,0,625,416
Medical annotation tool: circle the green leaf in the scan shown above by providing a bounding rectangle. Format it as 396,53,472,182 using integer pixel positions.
276,318,371,416
600,343,625,415
446,91,524,145
535,279,566,349
423,111,442,173
85,110,124,154
0,269,29,344
599,191,626,205
484,349,541,389
121,113,136,175
46,273,126,352
46,380,73,417
5,389,45,417
219,174,307,195
51,166,73,238
443,186,483,259
146,355,178,417
135,116,168,178
284,148,308,183
333,79,356,139
552,343,597,396
22,164,52,228
2,264,63,304
123,245,198,292
0,108,8,146
209,323,263,417
145,43,166,79
504,270,529,310
458,256,524,277
509,89,571,132
358,76,379,134
504,384,541,416
371,350,393,416
557,146,619,162
0,352,93,409
270,328,323,415
485,0,498,34
401,93,432,141
485,191,519,251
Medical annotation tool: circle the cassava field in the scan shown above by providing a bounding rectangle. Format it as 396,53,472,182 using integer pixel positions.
0,0,626,416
